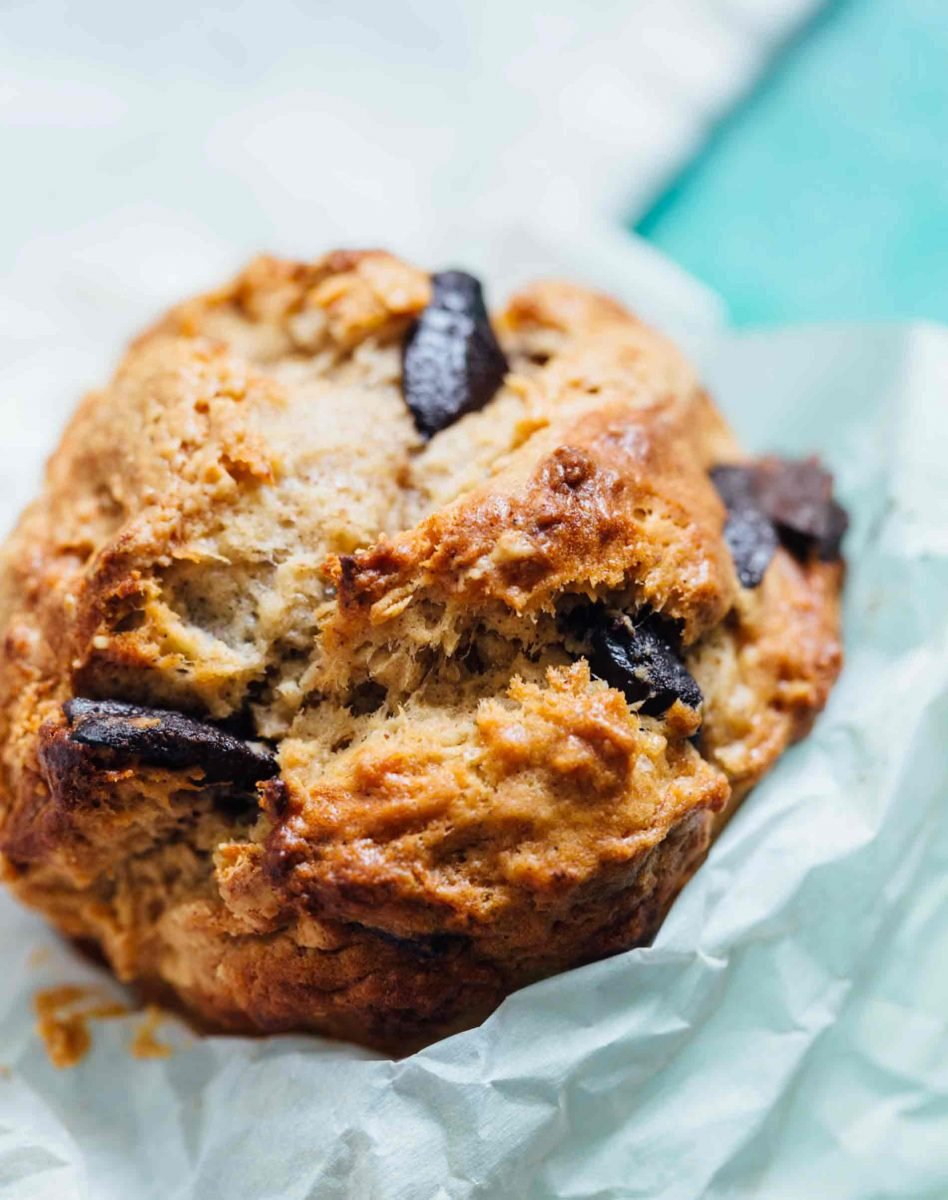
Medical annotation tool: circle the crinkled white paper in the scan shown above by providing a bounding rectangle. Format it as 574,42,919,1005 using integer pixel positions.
1,315,947,1199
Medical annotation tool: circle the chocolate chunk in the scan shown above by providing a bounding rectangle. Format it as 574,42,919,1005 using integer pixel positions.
711,458,848,579
818,498,850,561
63,698,278,787
722,506,780,588
709,463,758,512
753,457,849,561
710,465,777,588
402,270,508,437
574,606,702,716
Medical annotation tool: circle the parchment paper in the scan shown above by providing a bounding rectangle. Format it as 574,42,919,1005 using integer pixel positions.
1,315,947,1198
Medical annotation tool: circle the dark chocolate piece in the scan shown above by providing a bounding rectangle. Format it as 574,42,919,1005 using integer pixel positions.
722,506,780,588
753,457,848,559
575,606,702,716
711,457,848,579
63,698,278,787
818,498,850,562
402,270,508,438
709,463,758,512
710,465,778,589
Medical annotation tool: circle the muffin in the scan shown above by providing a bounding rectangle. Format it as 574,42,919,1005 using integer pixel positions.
0,252,845,1050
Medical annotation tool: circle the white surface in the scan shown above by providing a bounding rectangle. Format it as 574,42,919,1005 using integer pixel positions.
2,322,947,1199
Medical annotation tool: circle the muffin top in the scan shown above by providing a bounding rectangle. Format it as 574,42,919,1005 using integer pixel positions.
0,252,844,1047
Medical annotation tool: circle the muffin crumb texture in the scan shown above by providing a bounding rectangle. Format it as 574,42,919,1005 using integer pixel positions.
0,252,844,1050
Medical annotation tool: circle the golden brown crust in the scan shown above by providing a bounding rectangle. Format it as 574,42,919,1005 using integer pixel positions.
327,294,738,655
0,251,843,1050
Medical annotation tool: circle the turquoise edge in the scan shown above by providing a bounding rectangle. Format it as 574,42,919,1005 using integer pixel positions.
634,0,948,327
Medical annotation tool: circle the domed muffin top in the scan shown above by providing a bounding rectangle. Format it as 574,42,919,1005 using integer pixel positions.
0,252,843,1048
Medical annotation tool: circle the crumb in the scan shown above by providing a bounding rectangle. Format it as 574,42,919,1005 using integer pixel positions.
130,1005,172,1060
27,946,51,969
33,985,128,1068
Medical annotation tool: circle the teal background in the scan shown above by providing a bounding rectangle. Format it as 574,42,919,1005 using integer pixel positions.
636,0,948,326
